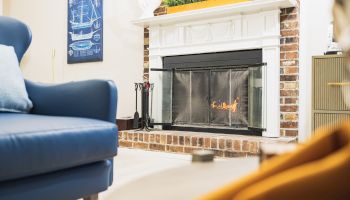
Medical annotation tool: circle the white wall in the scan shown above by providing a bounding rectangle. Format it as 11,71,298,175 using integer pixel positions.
0,0,3,15
299,0,334,141
3,0,144,118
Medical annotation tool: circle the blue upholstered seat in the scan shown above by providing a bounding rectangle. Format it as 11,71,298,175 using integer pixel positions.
0,113,117,182
0,16,118,200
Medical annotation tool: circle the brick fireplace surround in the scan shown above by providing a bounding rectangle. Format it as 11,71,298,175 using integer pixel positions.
120,1,300,157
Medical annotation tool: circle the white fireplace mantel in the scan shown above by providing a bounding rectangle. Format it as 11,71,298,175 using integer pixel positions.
134,0,296,138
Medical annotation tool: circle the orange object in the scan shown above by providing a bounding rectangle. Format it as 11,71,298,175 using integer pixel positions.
211,97,240,113
166,0,250,14
199,121,350,200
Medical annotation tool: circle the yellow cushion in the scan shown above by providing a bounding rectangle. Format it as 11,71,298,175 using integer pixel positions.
199,121,350,200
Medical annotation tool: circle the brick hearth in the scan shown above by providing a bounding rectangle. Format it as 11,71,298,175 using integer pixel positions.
119,130,297,158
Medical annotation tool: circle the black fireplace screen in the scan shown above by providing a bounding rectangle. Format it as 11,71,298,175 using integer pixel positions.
172,69,249,128
150,64,263,130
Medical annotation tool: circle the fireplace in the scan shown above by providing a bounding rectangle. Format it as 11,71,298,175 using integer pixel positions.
151,50,264,135
134,1,296,137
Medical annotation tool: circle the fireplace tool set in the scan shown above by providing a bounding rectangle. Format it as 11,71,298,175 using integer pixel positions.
133,82,154,131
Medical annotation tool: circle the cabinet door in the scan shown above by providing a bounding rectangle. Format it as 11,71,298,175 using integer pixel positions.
313,113,350,134
313,56,350,111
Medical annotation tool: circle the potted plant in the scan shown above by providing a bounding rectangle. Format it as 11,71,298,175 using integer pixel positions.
164,0,250,14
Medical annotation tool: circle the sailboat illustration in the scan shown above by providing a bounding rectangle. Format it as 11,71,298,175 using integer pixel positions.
70,0,100,30
69,40,95,51
69,29,100,41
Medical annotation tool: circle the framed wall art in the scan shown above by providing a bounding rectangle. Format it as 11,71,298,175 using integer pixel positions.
68,0,103,64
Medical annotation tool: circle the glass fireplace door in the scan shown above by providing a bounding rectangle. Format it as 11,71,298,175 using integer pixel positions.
148,69,173,125
172,68,251,128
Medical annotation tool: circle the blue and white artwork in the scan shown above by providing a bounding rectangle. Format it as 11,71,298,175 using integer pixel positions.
68,0,103,64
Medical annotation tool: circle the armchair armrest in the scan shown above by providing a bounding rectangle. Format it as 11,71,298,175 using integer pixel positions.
25,80,117,123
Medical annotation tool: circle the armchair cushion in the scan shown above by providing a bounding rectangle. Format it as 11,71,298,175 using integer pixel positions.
0,45,32,113
0,113,118,182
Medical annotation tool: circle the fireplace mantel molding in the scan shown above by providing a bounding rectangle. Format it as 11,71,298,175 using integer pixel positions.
133,0,296,26
133,0,297,138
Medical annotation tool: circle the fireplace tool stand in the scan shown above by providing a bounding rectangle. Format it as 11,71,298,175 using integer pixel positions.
134,82,154,131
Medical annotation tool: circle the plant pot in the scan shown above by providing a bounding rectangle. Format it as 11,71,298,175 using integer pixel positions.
166,0,250,14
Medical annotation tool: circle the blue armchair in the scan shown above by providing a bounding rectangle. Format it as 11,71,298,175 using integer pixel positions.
0,16,118,200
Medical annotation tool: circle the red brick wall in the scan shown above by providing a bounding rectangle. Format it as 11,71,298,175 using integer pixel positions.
143,26,150,81
143,5,300,137
280,5,299,137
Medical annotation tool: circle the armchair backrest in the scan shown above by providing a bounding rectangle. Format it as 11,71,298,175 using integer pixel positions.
0,16,32,63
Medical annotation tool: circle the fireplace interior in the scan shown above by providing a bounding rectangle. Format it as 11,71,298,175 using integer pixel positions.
151,50,264,135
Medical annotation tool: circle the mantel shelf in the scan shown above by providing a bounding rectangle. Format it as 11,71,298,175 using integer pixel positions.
133,0,296,27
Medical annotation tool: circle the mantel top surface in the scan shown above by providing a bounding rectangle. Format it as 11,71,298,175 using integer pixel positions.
133,0,296,27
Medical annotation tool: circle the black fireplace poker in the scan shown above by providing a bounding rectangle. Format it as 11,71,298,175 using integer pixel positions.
134,82,154,131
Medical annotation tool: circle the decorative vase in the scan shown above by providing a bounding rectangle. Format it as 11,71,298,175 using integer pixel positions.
138,0,162,19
